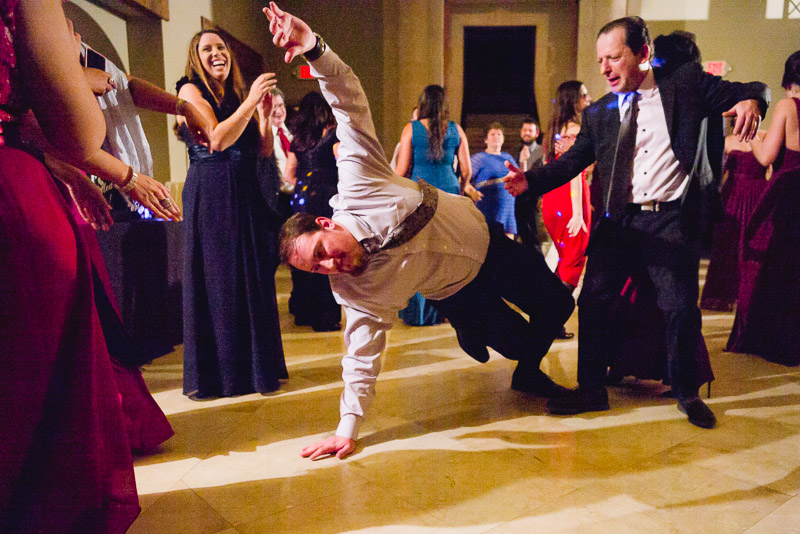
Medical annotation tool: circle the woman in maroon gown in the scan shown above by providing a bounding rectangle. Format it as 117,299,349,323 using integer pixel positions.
701,135,768,311
0,1,141,531
727,51,800,365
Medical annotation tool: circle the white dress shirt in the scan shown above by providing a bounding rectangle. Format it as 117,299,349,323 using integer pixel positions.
617,68,689,204
271,123,293,180
309,48,490,440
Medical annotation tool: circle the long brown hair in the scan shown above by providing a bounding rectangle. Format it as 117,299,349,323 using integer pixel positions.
288,91,335,152
184,30,247,107
546,80,583,162
416,84,449,162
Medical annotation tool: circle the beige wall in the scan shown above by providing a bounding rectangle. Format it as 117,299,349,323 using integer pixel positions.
382,0,445,154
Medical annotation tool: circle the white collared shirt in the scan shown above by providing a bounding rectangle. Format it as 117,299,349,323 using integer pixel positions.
617,68,688,203
309,49,490,440
271,123,293,179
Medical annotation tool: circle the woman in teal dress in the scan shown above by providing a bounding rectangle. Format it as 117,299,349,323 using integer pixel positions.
393,84,481,326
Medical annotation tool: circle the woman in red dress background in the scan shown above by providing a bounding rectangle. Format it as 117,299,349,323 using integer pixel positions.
542,80,592,292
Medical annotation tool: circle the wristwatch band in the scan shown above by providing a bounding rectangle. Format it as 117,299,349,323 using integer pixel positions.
302,33,327,62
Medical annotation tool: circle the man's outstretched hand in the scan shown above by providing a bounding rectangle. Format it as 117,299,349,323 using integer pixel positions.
502,161,529,197
723,99,762,143
263,2,316,64
300,435,356,460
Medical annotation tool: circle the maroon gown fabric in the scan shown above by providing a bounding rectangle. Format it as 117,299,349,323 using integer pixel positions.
67,196,174,453
607,275,714,390
0,148,140,533
0,2,139,531
726,98,800,365
701,150,768,311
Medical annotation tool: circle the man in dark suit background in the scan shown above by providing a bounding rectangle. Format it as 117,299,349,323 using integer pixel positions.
515,117,545,253
504,16,769,428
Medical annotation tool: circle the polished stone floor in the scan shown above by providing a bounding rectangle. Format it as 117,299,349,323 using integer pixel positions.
128,261,800,533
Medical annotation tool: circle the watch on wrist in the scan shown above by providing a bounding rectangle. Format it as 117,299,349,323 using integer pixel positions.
302,33,327,62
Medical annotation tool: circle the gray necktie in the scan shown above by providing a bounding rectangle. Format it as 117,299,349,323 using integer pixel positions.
605,92,640,221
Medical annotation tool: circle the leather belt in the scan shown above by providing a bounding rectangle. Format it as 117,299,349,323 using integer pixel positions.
630,199,681,212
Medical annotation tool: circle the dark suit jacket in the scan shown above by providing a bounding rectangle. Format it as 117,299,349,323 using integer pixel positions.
524,62,770,239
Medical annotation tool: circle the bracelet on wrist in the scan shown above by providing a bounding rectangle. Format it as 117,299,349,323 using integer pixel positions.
302,33,327,62
116,166,139,194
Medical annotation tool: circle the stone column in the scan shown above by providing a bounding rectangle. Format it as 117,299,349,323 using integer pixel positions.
382,0,445,155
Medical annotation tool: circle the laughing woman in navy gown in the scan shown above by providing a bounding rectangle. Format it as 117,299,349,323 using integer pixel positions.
177,30,287,398
727,51,800,365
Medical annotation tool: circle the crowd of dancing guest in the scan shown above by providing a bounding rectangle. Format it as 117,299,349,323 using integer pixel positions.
5,0,800,530
393,84,479,326
285,91,342,331
176,29,287,399
470,122,518,237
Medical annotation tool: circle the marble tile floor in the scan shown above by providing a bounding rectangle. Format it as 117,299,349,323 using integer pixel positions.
129,262,800,533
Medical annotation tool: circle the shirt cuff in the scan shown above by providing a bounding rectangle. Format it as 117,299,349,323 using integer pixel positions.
336,414,362,440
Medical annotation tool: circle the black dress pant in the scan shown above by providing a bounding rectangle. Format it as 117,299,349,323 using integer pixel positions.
431,224,574,371
514,191,543,254
577,205,702,398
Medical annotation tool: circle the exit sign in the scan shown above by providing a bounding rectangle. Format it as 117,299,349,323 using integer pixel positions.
293,64,315,80
704,60,730,77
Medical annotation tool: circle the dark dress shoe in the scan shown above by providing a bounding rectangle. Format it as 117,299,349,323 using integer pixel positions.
312,322,342,332
511,368,572,398
606,369,625,386
187,391,219,402
454,327,490,363
294,315,312,327
678,397,716,429
547,387,610,415
555,327,575,340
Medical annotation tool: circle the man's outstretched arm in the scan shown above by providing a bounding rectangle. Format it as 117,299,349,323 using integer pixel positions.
265,4,391,460
264,2,395,194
